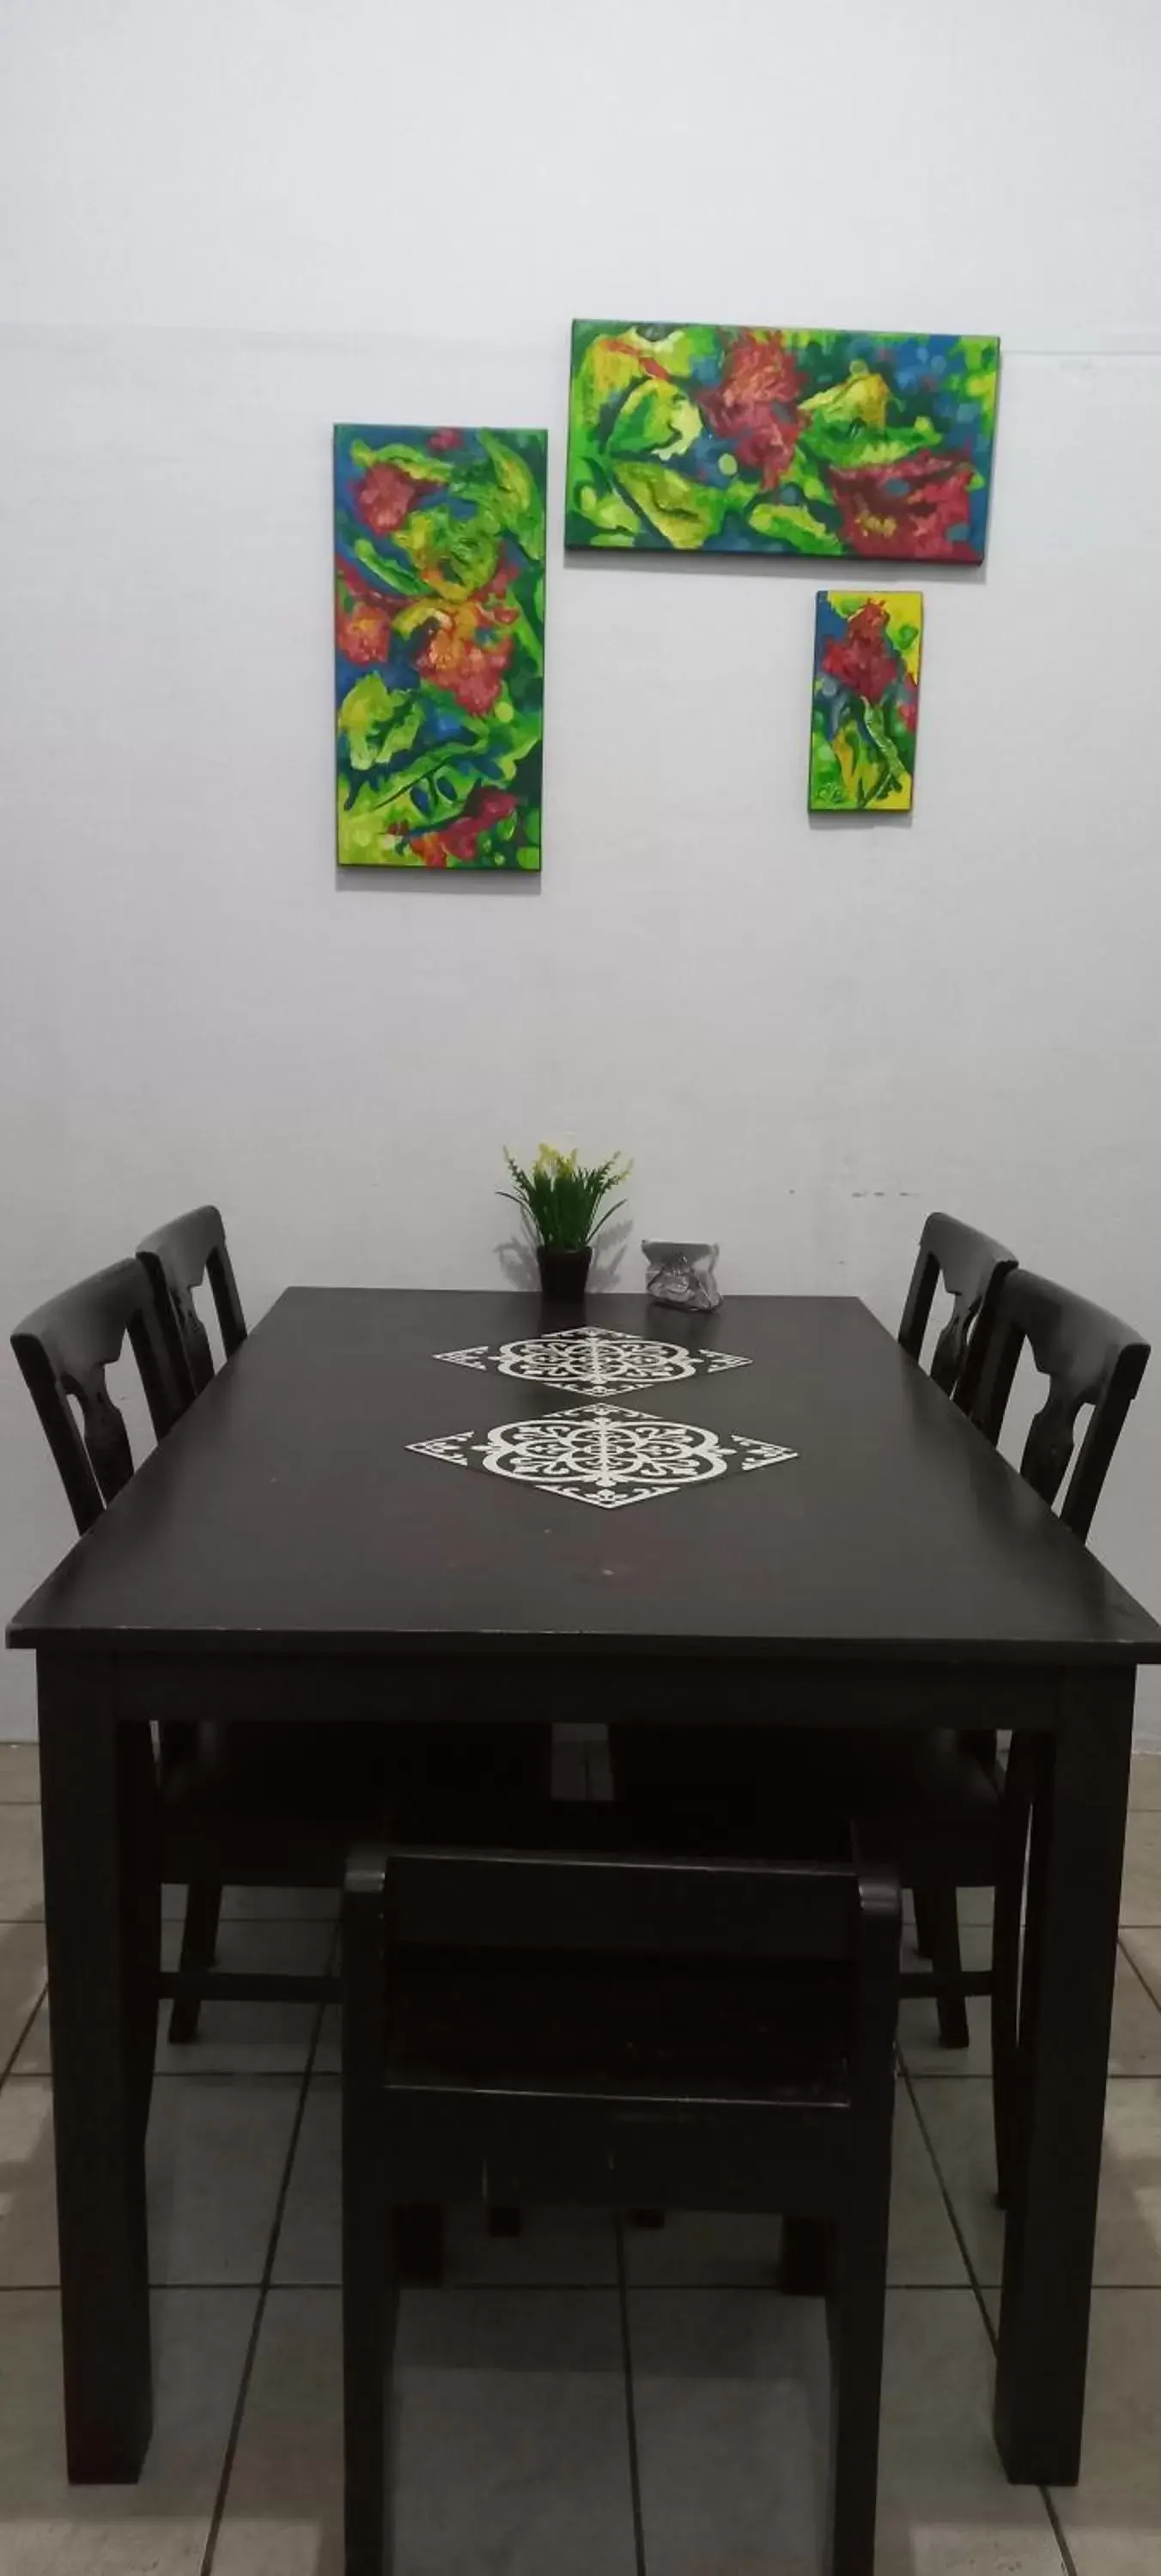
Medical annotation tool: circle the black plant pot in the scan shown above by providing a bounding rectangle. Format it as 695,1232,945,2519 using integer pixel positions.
537,1245,592,1303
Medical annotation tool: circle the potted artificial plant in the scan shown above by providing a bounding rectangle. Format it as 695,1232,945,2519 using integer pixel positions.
502,1145,630,1302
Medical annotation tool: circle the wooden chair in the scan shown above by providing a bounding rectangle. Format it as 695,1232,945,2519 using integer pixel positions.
896,1212,1017,2047
133,1207,551,2049
137,1206,248,2035
843,1267,1146,2194
615,1260,1149,2204
12,1258,186,1522
959,1266,1151,2178
137,1203,247,1401
342,1809,901,2576
897,1209,1017,1410
13,1257,551,2081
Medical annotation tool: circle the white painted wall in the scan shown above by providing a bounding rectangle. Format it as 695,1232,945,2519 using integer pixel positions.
3,0,1160,1738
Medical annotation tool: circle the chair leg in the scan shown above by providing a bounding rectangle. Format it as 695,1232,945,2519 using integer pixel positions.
780,2215,830,2295
825,2216,889,2576
167,1880,222,2044
393,2205,444,2284
914,1886,970,2050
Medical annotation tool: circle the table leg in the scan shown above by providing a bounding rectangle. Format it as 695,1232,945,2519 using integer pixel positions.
994,1668,1134,2484
39,1657,155,2480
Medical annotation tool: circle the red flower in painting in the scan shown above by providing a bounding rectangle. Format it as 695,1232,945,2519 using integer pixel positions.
429,428,465,452
355,461,438,535
417,616,514,714
822,599,898,705
410,788,518,871
334,558,404,665
698,331,805,488
471,788,517,825
830,450,976,561
416,558,521,714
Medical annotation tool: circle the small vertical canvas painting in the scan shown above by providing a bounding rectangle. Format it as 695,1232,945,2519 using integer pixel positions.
809,592,923,813
566,323,998,560
334,425,546,870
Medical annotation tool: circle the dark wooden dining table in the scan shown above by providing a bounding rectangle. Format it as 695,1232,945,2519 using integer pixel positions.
9,1287,1161,2491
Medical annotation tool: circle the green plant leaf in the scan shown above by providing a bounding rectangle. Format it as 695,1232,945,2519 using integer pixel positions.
795,417,933,472
862,700,907,793
606,379,702,462
337,673,426,771
746,499,843,553
349,538,431,599
337,790,423,867
393,504,501,597
612,461,727,550
477,431,545,559
568,459,641,541
348,439,453,484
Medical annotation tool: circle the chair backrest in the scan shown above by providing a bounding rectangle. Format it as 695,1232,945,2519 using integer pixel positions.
357,1814,898,1970
897,1211,1018,1411
137,1205,247,1402
968,1267,1150,1541
12,1257,186,1535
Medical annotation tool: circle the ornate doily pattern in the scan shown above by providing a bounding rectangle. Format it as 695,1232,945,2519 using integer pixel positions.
409,1402,796,1512
433,1327,751,1398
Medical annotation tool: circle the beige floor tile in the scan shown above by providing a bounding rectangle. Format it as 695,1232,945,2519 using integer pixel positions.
0,2286,255,2573
629,2286,1066,2575
153,1917,333,2077
1121,1814,1161,1926
1049,2288,1161,2575
623,2085,967,2290
0,1923,46,2070
913,2078,1161,2287
311,2003,340,2076
1129,1753,1161,1812
899,1933,1161,2080
0,1807,43,1921
1121,1929,1161,2011
213,2285,636,2576
274,2078,617,2287
0,2081,56,2284
15,1917,333,2079
0,2075,299,2287
0,1747,40,1801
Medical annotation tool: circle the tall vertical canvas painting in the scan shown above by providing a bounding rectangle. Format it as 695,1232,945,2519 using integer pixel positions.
809,592,923,813
567,323,998,561
334,425,546,870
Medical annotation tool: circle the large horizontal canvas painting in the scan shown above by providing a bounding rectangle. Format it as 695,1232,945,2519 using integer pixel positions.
809,592,923,813
566,323,998,562
334,425,546,870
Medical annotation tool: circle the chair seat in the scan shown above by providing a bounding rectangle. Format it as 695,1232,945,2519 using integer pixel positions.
617,1726,1002,1884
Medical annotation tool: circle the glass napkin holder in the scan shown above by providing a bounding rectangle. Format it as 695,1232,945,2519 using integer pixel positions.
641,1239,721,1314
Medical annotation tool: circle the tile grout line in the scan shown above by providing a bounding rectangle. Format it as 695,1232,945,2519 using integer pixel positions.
0,1980,48,2093
198,1925,337,2576
898,2061,1079,2576
1118,1929,1161,2015
614,2220,648,2576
